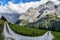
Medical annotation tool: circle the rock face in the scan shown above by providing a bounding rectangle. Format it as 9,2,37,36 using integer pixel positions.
19,7,39,22
25,1,60,31
19,1,60,23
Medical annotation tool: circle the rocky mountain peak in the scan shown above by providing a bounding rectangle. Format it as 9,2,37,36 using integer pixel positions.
19,1,60,23
46,1,54,5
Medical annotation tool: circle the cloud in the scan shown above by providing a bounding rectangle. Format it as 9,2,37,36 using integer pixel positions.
0,0,60,14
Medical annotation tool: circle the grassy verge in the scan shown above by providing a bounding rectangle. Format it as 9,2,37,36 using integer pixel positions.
0,20,4,26
0,20,4,40
52,31,60,40
0,34,3,40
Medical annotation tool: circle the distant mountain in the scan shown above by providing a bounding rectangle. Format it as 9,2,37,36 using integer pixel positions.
26,14,60,31
0,13,20,24
19,1,60,23
18,1,60,31
19,7,39,22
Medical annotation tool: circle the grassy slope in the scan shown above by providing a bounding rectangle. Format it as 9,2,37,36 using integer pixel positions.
0,20,60,40
9,23,47,36
27,14,60,31
52,31,60,40
0,20,4,40
9,23,60,40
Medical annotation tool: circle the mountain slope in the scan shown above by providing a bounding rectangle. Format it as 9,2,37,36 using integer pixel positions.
19,1,60,23
26,14,60,31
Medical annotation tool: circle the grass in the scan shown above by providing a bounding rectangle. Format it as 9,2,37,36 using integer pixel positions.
9,23,47,36
0,20,60,40
9,23,60,40
0,20,4,26
52,31,60,40
0,34,3,40
0,20,4,40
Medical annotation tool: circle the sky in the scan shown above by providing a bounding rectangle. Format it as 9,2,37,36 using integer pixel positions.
0,0,60,14
0,0,40,5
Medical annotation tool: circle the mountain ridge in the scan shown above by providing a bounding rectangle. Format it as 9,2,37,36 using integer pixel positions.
19,1,60,23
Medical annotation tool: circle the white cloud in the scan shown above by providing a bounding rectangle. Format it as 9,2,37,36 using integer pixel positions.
0,6,11,13
0,0,60,14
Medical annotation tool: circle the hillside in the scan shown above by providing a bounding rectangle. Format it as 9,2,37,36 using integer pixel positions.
0,20,60,40
19,1,60,23
0,20,4,40
26,14,60,31
0,1,60,40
